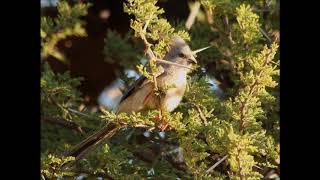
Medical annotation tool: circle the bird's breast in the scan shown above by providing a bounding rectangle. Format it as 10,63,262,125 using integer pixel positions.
160,71,187,112
163,88,185,112
117,69,188,114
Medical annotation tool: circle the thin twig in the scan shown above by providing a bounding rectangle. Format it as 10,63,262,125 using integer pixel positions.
206,155,228,173
41,116,86,134
139,15,163,119
155,58,194,70
193,103,208,125
126,129,136,141
236,149,244,180
143,13,153,32
270,60,279,66
205,7,214,25
134,124,153,129
224,15,235,45
68,108,99,120
252,7,270,12
253,164,263,170
185,1,201,30
259,26,272,43
139,18,157,61
43,90,92,120
139,26,158,90
140,16,194,72
147,126,156,132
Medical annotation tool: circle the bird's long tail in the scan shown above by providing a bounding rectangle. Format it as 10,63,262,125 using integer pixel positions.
61,122,121,168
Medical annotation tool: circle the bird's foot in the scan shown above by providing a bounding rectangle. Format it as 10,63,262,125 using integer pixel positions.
159,121,169,132
153,115,169,131
153,115,162,121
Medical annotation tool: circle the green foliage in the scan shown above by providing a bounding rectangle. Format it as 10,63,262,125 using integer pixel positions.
236,4,262,44
136,64,153,80
124,0,190,58
103,30,144,69
41,153,75,179
41,1,91,63
227,129,262,179
185,76,217,108
41,62,83,118
41,61,89,153
41,0,279,179
101,108,157,128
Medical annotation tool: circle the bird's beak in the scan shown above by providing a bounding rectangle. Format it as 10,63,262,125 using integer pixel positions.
190,46,211,64
192,46,211,55
189,55,197,64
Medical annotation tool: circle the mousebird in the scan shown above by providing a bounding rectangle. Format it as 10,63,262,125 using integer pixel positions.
62,35,209,167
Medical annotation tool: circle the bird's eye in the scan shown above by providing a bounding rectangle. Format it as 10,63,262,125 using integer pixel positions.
178,53,186,58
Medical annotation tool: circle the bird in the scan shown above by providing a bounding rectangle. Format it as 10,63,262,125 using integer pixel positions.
62,35,209,167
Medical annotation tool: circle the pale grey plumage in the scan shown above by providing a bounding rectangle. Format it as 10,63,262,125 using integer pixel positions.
62,35,197,167
117,35,196,113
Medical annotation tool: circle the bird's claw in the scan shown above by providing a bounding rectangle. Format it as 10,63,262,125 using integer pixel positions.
153,115,169,131
159,121,169,131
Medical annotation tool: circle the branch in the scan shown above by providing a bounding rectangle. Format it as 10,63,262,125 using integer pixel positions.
204,6,218,32
140,23,194,73
258,26,272,44
205,11,213,24
224,15,235,44
68,108,100,120
42,90,64,110
239,50,272,132
192,103,208,125
236,149,244,180
185,1,201,30
206,155,228,173
139,15,165,118
41,116,86,134
155,58,195,70
143,13,153,32
140,13,156,61
119,141,187,172
139,25,158,90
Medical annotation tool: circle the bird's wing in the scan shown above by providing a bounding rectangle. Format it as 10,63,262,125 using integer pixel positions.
119,75,147,103
119,66,165,104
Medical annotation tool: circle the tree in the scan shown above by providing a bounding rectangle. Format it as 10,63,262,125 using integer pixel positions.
41,0,279,179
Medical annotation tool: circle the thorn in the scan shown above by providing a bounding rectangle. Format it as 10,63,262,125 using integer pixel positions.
192,46,211,54
206,155,228,173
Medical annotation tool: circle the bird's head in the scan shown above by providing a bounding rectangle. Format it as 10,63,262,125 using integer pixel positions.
164,35,210,71
164,35,196,67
